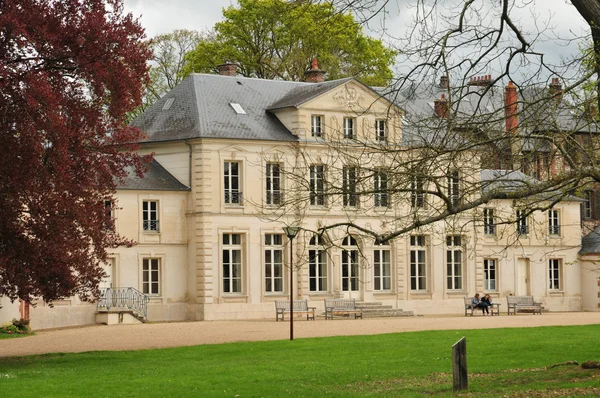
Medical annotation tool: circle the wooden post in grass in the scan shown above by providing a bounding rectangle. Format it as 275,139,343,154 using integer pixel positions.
452,337,468,391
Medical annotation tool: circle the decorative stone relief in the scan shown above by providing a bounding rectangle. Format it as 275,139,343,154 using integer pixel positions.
333,85,364,107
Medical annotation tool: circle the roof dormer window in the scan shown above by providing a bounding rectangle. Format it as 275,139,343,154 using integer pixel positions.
230,103,247,115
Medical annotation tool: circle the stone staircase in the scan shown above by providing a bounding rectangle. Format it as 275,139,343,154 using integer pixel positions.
356,301,414,318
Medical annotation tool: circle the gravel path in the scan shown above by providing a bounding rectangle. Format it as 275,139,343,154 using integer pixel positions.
1,312,599,358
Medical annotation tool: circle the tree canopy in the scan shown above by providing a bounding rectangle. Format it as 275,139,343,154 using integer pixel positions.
0,0,151,303
183,0,396,86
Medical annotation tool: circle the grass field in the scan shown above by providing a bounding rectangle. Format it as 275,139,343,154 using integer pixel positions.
1,325,600,397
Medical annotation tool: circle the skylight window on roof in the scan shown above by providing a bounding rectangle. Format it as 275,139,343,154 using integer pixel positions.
162,97,175,111
230,103,247,115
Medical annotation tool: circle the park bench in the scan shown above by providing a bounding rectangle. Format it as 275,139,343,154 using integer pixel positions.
275,300,315,321
324,298,363,320
463,297,500,316
507,295,542,315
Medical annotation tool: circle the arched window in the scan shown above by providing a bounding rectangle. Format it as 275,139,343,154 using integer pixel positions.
341,236,359,292
308,234,327,292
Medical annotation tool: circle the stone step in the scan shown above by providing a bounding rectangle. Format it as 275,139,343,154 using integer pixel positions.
362,309,415,318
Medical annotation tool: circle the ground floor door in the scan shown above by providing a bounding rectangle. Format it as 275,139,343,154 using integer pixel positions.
516,258,530,296
341,236,360,299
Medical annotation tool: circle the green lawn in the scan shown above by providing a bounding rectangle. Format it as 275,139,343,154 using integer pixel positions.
1,325,600,397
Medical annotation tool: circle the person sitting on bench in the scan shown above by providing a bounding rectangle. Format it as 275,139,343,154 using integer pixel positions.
472,293,490,316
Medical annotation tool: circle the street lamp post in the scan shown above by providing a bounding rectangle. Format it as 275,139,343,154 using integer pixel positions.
283,225,301,341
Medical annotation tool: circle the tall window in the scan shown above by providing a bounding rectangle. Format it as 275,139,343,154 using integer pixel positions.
309,234,327,292
310,165,325,206
410,235,427,291
104,200,114,231
341,236,359,292
374,243,391,291
447,170,460,207
223,233,242,293
343,117,355,139
584,190,593,219
548,209,560,236
265,163,281,205
548,259,561,290
446,235,463,290
311,115,322,137
375,119,387,141
411,176,425,208
142,200,159,232
483,259,497,291
224,161,241,204
374,171,388,207
342,166,358,207
483,208,495,235
264,234,283,293
142,258,160,295
516,210,528,235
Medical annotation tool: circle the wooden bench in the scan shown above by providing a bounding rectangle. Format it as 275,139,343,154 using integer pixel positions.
464,297,500,316
324,298,363,320
507,295,542,315
275,300,315,321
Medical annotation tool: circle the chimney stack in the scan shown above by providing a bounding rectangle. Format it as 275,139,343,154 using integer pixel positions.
304,58,326,83
434,93,449,119
217,62,238,76
468,75,493,87
505,81,518,134
439,75,449,90
549,77,563,102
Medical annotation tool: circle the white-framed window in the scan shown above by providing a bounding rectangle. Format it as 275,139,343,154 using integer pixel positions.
142,258,160,295
375,119,387,142
516,210,528,235
224,161,241,204
310,165,325,206
374,243,391,291
446,235,463,290
342,166,358,207
584,190,593,219
483,208,495,235
483,258,497,291
264,234,284,293
341,236,359,292
343,117,355,139
308,234,327,292
142,200,159,232
410,235,427,291
411,176,425,208
448,170,460,207
548,258,562,290
374,171,388,207
266,163,281,205
548,209,560,236
104,199,115,231
223,233,243,293
311,115,323,137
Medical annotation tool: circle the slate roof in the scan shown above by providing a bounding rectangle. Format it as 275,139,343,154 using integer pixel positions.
131,74,364,144
118,159,189,191
480,169,583,202
580,226,600,254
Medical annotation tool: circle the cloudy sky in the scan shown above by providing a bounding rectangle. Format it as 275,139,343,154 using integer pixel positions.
122,0,591,79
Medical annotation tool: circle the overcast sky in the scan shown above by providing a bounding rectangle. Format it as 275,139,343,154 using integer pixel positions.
122,0,591,79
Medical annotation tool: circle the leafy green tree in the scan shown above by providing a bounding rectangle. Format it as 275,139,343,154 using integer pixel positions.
183,0,396,86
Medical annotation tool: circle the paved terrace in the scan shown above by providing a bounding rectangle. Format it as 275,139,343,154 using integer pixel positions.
1,312,599,357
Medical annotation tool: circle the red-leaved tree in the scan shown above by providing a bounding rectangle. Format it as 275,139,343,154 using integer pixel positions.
0,0,151,303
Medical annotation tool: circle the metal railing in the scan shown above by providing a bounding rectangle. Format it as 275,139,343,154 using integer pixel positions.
97,287,150,320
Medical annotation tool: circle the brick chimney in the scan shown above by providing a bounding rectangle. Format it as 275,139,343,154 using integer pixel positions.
304,58,326,83
434,93,449,119
439,75,449,90
217,62,238,76
549,77,563,102
505,81,518,134
468,74,493,87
